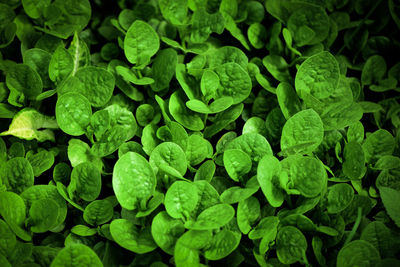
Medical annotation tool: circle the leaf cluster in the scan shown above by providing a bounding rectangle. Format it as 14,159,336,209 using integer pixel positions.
1,0,400,266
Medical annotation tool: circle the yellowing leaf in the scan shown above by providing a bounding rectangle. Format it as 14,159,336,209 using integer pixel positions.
0,109,58,142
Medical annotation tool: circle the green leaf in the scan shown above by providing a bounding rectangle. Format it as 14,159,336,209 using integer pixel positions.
203,104,243,138
336,240,380,267
169,91,204,131
165,181,198,220
282,156,327,198
159,0,188,25
0,191,31,241
20,185,67,229
237,196,260,234
38,0,91,39
116,66,155,85
28,198,59,233
360,221,396,258
26,149,55,177
201,69,220,100
112,152,156,210
361,55,386,86
64,66,115,108
124,20,160,67
2,157,34,194
214,62,252,104
276,82,302,119
223,149,252,181
191,180,220,216
68,162,101,202
23,48,52,88
67,139,102,169
50,244,102,267
342,141,366,180
6,64,43,100
151,48,178,92
280,109,324,156
0,219,16,258
191,8,224,43
185,203,235,230
287,5,329,46
49,45,74,83
83,199,113,226
71,225,97,236
220,186,258,204
248,23,267,49
151,211,185,255
263,55,291,82
276,226,307,265
204,229,241,260
91,104,138,157
362,129,396,164
257,155,284,207
222,13,250,50
110,219,156,254
56,92,92,136
347,121,364,143
67,32,90,73
295,51,340,99
226,133,273,166
174,230,211,267
327,183,354,214
249,216,279,240
379,187,400,227
149,142,187,177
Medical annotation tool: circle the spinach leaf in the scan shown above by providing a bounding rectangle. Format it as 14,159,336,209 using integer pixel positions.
112,152,156,210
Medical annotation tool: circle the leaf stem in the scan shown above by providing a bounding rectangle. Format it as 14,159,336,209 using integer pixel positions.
343,207,362,246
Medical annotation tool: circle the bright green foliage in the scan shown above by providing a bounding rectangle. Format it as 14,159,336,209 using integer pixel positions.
203,229,241,260
282,156,327,198
6,64,43,100
56,92,92,136
2,157,34,194
151,211,185,254
28,198,59,233
110,219,156,254
69,162,101,202
49,45,73,83
276,226,307,265
0,191,31,241
223,149,252,181
214,63,252,104
191,8,224,43
257,155,284,207
185,203,235,230
149,142,187,177
159,0,188,26
50,244,102,267
295,51,340,99
83,199,113,226
124,20,160,67
113,152,156,210
0,0,399,266
164,181,198,220
67,67,115,107
280,109,324,155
